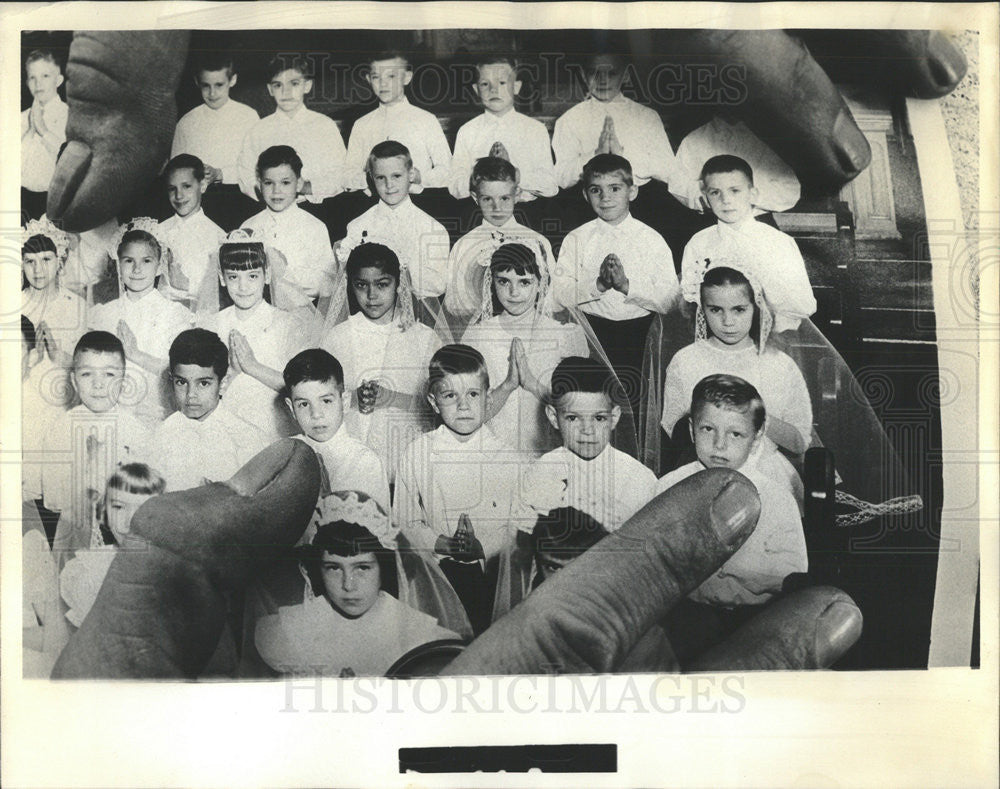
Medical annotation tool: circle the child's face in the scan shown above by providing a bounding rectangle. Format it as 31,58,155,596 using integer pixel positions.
428,372,488,437
690,402,761,470
221,266,268,310
26,59,63,103
167,167,206,218
584,171,637,224
197,68,236,110
259,164,302,212
72,349,125,413
171,363,221,421
119,241,160,295
586,55,626,102
702,171,758,225
492,266,540,317
267,68,312,113
351,265,397,324
371,155,412,207
368,57,411,105
702,282,755,348
286,379,347,443
545,391,620,460
477,63,520,115
106,489,154,542
321,550,381,618
473,180,517,226
22,249,60,291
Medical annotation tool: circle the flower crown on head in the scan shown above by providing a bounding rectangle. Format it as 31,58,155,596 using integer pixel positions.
22,215,70,260
311,490,398,549
474,230,552,324
108,217,170,263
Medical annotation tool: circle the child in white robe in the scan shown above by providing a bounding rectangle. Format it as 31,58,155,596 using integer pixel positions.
662,260,812,504
462,240,587,456
322,243,443,481
87,219,193,423
527,356,656,532
146,328,267,492
200,235,309,440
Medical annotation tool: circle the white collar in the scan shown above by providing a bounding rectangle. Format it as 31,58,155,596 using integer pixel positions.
373,197,415,217
273,105,309,123
717,216,758,235
296,423,351,451
593,214,633,233
478,216,524,232
377,96,411,114
172,207,207,224
267,203,304,224
587,93,629,107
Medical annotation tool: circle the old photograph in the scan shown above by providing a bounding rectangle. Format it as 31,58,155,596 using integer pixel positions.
3,3,995,787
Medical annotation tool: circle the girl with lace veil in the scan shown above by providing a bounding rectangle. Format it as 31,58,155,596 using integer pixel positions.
21,216,88,372
460,239,588,455
193,229,321,441
86,218,193,424
660,258,811,502
320,242,446,482
245,489,471,678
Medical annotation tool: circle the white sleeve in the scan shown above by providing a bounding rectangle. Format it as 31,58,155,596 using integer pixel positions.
764,234,816,332
171,114,190,160
668,134,705,210
414,221,451,298
304,119,347,200
448,123,475,200
552,230,602,309
552,111,589,190
622,232,678,314
343,117,372,192
237,126,260,200
443,236,479,316
421,115,454,190
660,354,690,437
516,122,558,199
627,109,675,184
392,442,440,555
777,353,814,448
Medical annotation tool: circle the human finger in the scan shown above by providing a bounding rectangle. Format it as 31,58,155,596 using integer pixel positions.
52,439,320,679
655,30,872,187
686,586,863,671
442,469,761,675
796,30,967,99
47,31,190,232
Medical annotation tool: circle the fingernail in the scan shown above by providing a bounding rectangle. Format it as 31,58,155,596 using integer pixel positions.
831,108,870,176
815,600,863,666
927,32,965,89
47,140,93,222
709,477,759,547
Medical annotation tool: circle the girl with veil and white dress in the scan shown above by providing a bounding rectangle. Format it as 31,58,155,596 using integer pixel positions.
194,230,320,441
320,242,446,482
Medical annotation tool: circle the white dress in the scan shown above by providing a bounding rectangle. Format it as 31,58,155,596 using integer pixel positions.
323,312,442,480
462,311,588,455
204,301,303,440
255,591,457,677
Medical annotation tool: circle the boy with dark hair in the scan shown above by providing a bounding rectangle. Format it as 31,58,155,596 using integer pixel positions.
237,56,346,204
527,355,656,532
146,328,266,491
681,154,816,333
172,52,259,188
553,154,679,416
282,349,389,510
240,145,337,300
158,154,225,301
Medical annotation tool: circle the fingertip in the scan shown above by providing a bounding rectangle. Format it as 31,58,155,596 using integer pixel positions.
708,472,761,548
831,107,872,177
919,31,968,98
814,592,863,666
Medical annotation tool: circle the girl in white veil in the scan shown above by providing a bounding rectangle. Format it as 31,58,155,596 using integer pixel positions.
320,242,446,483
194,230,320,441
